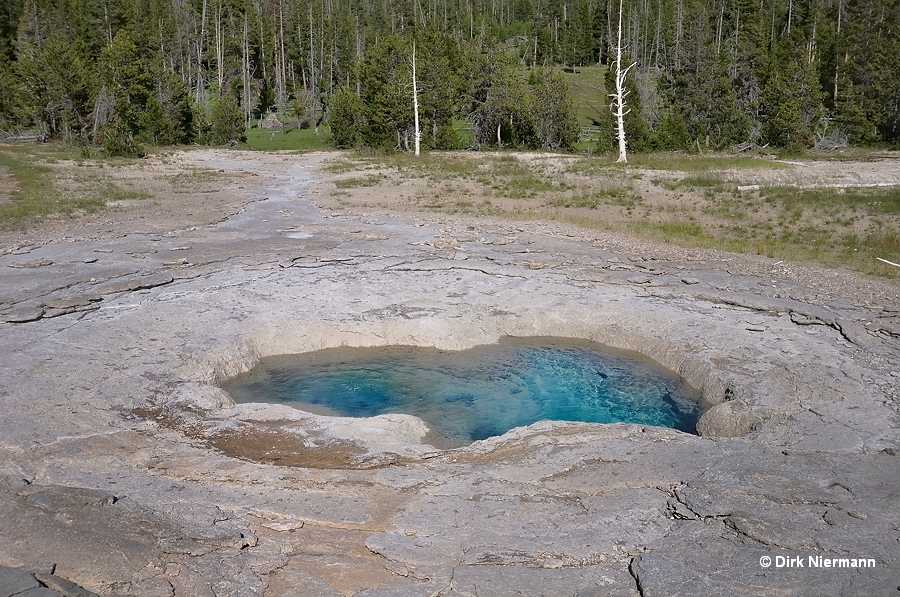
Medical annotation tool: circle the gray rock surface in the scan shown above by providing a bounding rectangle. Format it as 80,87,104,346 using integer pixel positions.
0,150,897,596
0,566,43,596
0,566,95,597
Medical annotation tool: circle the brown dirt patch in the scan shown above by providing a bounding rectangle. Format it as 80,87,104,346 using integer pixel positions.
205,424,404,470
135,406,408,470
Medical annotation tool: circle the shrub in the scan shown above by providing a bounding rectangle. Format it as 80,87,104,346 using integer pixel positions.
208,94,246,145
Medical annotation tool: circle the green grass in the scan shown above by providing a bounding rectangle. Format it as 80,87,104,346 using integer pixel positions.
565,158,616,176
547,193,602,209
509,65,609,142
166,166,222,192
636,219,710,243
489,154,529,176
332,151,484,182
623,153,792,171
0,146,99,224
566,153,790,176
801,147,897,161
494,174,558,198
747,185,900,273
545,187,640,209
760,185,900,216
322,158,364,174
664,173,738,197
701,203,748,220
243,121,332,151
452,118,476,148
596,215,898,276
101,184,152,201
0,143,158,225
403,153,564,198
559,65,609,128
639,185,900,274
333,174,386,188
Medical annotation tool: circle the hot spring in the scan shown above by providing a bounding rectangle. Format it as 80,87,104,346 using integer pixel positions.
222,337,702,448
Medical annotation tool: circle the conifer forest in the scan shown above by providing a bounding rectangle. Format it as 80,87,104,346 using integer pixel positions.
0,0,897,154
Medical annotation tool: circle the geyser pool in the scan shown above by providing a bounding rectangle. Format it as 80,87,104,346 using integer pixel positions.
223,337,702,448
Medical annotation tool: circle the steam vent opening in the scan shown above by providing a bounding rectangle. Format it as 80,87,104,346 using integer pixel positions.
222,337,703,449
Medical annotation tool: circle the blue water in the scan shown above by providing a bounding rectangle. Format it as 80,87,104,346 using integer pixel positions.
223,337,702,448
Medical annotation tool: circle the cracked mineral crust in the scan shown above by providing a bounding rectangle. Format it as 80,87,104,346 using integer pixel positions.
0,150,897,597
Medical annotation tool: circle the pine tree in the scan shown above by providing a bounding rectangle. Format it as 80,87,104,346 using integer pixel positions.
356,34,415,149
465,45,536,148
15,34,94,140
760,36,826,151
833,0,900,145
529,68,580,150
327,85,364,148
415,29,463,149
96,29,157,154
208,92,246,144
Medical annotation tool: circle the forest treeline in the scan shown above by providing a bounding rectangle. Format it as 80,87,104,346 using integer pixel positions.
0,0,897,154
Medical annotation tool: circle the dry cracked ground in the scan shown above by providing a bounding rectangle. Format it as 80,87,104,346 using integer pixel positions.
0,150,898,597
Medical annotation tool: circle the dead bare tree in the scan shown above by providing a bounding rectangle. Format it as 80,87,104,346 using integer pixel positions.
242,14,252,126
196,0,208,103
214,0,224,96
612,0,636,163
267,0,288,126
834,0,843,102
308,6,320,133
412,42,421,156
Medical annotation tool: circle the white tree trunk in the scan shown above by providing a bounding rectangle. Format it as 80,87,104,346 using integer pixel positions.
242,15,251,126
197,0,208,104
412,43,421,156
833,0,842,102
279,0,287,117
613,0,635,164
309,6,319,134
215,2,223,97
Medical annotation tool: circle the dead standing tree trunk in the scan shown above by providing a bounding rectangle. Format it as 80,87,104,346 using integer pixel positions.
612,0,636,163
242,15,251,127
214,0,224,97
197,0,208,104
412,43,421,156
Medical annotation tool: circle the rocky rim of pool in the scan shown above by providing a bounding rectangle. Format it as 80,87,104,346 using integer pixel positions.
143,312,747,471
0,150,897,596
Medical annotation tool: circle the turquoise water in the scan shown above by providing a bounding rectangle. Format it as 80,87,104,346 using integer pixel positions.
223,337,702,448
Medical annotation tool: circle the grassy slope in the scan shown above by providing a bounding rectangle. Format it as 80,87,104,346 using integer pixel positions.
561,65,609,129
